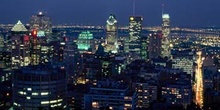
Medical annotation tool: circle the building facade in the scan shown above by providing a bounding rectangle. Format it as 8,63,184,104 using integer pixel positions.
11,20,30,69
148,32,162,59
12,65,67,110
161,14,171,58
30,12,52,36
84,81,137,110
128,16,143,61
77,31,95,53
105,14,118,53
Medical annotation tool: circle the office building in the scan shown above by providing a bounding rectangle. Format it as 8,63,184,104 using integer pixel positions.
12,65,67,110
64,42,81,83
30,12,52,36
11,20,30,69
161,14,171,58
140,36,148,60
172,50,194,77
0,36,4,50
136,81,158,108
148,32,162,59
84,80,137,110
105,14,118,53
77,31,95,53
128,16,143,61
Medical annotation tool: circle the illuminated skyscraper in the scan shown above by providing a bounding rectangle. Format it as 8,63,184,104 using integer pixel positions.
128,16,143,61
161,14,171,58
29,29,41,65
11,20,30,69
77,31,95,53
30,12,52,36
105,14,118,53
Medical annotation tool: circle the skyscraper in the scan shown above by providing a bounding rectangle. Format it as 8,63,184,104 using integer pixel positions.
77,31,95,53
30,12,52,36
11,20,30,69
29,29,41,65
105,14,118,53
140,36,148,60
161,14,171,58
148,32,162,59
128,16,143,61
64,42,81,83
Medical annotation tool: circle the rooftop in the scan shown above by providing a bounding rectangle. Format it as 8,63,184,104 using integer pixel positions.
162,14,170,19
11,20,28,32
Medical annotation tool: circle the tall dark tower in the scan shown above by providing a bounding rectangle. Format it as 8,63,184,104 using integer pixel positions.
105,14,118,53
148,32,162,59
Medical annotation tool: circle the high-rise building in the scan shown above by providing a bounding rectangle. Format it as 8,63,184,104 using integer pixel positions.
0,36,4,51
77,31,95,53
161,14,171,58
148,32,162,59
136,81,158,108
12,65,67,110
140,36,148,60
105,14,118,53
64,42,81,83
11,20,30,69
29,29,41,65
172,50,194,77
84,80,137,110
30,12,52,36
128,16,143,61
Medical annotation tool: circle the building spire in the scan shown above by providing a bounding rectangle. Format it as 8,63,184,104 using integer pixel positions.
162,3,164,16
133,0,136,15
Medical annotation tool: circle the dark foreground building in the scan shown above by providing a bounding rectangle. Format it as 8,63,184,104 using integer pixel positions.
12,64,67,110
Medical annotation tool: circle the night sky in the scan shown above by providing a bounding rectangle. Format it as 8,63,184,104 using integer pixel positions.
0,0,220,27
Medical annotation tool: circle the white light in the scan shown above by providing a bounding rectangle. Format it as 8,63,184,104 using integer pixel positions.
41,92,49,95
14,102,18,106
27,88,32,91
39,12,43,15
26,97,31,100
41,101,49,104
32,93,39,96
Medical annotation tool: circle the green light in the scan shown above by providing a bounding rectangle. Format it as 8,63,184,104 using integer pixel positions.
77,31,94,51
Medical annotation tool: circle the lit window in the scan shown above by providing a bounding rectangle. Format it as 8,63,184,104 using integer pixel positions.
124,104,131,107
41,101,49,104
32,93,39,96
41,92,49,95
26,97,31,100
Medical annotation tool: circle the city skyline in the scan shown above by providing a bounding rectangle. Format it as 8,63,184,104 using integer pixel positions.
0,0,220,27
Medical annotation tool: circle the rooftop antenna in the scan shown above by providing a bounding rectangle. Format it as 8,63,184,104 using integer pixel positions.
162,3,164,16
133,0,136,15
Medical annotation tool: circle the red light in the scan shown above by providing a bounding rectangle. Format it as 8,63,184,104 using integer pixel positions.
32,29,37,38
24,35,29,41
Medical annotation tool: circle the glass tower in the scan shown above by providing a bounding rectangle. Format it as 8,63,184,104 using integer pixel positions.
30,12,52,36
161,14,171,58
128,16,143,61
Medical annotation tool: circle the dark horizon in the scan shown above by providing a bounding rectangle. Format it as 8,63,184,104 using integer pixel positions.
1,0,220,27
